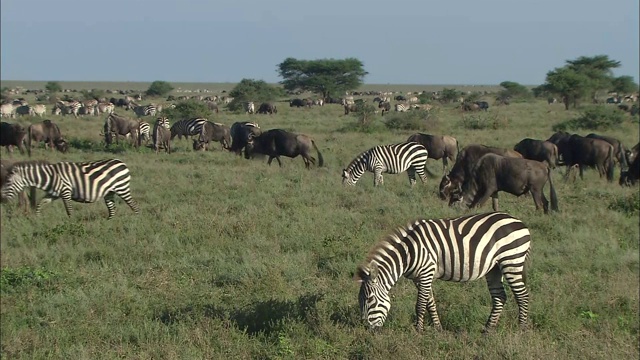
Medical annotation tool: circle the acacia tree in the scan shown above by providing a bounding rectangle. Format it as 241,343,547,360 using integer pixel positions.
277,58,368,100
45,81,62,94
611,75,639,95
146,81,174,97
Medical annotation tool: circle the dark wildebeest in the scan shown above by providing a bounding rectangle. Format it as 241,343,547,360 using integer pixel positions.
438,144,523,203
585,133,629,169
549,132,615,182
0,122,28,155
289,98,305,108
461,102,481,111
244,129,324,169
448,153,559,213
152,118,171,154
475,101,489,111
513,138,559,169
344,103,358,115
406,133,459,173
257,102,277,115
27,120,68,156
193,121,231,151
626,142,640,165
103,113,140,147
229,121,262,155
395,95,406,101
0,160,31,212
378,101,391,116
206,101,219,114
619,154,640,186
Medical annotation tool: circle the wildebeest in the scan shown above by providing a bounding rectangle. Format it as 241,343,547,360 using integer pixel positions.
193,121,231,151
548,132,615,181
585,133,629,169
229,121,262,155
448,153,559,213
344,103,358,115
378,101,391,116
619,154,639,186
461,102,480,111
103,113,140,147
152,118,171,154
513,138,559,168
244,129,324,169
27,120,68,156
439,144,523,202
406,133,459,173
289,98,305,108
475,101,489,111
257,102,277,115
626,142,639,164
0,122,27,154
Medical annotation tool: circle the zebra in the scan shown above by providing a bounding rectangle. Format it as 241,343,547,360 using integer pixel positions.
128,103,157,117
342,142,429,187
355,212,531,332
0,159,140,219
169,118,207,141
395,103,411,112
244,101,255,114
54,101,82,117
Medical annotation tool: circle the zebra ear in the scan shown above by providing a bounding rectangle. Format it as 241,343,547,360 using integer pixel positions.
353,262,379,283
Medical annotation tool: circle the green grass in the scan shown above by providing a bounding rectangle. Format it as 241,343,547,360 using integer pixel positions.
1,84,639,359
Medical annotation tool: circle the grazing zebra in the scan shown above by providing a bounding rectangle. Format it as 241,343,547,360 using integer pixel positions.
342,142,429,187
55,101,82,117
0,159,139,219
355,212,531,332
245,101,255,114
169,118,207,140
0,103,16,118
395,103,411,112
30,104,47,117
96,102,115,115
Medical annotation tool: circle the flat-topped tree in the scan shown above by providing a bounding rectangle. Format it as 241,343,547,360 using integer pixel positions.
277,57,368,100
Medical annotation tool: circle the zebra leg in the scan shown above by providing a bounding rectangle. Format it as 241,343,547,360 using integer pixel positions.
407,167,417,186
60,191,74,217
104,192,117,219
483,266,507,332
35,195,58,215
503,265,530,330
374,169,384,186
114,188,140,215
414,273,441,332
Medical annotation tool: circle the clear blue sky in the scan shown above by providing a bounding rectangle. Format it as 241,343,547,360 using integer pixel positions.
2,0,638,85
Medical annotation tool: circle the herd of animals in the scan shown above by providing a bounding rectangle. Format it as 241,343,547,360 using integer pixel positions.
1,90,639,333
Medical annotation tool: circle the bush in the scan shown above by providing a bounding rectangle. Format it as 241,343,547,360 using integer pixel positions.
609,192,640,217
162,100,213,120
384,110,439,131
45,81,62,93
439,88,462,103
351,103,378,125
228,79,284,112
81,89,105,101
146,81,174,97
459,112,509,130
552,106,625,131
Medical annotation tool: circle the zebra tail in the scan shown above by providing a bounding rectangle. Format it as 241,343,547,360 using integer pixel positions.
606,146,615,182
312,140,324,167
548,166,559,212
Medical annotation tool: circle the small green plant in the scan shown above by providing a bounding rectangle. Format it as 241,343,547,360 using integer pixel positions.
608,192,640,216
1,267,57,293
553,105,625,131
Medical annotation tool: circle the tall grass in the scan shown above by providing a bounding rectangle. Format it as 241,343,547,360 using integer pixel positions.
1,87,638,359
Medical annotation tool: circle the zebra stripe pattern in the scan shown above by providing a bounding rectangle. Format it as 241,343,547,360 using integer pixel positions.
170,118,207,140
395,103,411,112
0,159,139,219
129,103,157,117
342,142,429,187
355,212,531,332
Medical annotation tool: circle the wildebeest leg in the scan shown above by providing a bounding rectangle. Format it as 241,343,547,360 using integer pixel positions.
530,188,547,213
579,165,585,180
267,156,274,166
442,158,448,174
491,193,499,211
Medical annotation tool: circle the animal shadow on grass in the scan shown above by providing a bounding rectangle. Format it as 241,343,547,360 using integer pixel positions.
154,293,324,336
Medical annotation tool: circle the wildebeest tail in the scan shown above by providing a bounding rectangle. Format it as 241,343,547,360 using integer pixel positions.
619,143,629,169
547,166,559,212
311,140,324,167
104,117,112,146
27,125,33,157
606,146,614,182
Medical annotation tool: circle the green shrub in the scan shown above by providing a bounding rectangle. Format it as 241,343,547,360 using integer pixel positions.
458,112,509,130
162,100,213,120
146,81,174,97
384,110,438,131
553,105,625,131
227,79,284,112
609,192,640,217
45,81,62,93
1,266,57,293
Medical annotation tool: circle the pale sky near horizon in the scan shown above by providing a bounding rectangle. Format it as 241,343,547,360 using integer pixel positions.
1,0,638,85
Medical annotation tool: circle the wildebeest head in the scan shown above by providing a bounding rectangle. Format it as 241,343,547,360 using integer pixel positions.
438,174,458,200
54,138,69,153
192,139,206,151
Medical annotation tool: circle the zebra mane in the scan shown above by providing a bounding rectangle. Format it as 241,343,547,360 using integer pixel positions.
5,160,51,172
362,219,423,265
345,149,369,171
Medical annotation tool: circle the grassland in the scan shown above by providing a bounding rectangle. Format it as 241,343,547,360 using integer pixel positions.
1,83,638,360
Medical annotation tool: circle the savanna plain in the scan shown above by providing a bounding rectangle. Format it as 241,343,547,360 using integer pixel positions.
0,81,638,360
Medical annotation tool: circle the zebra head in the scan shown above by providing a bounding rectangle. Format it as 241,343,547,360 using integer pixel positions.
1,166,28,201
342,169,356,185
355,262,391,329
